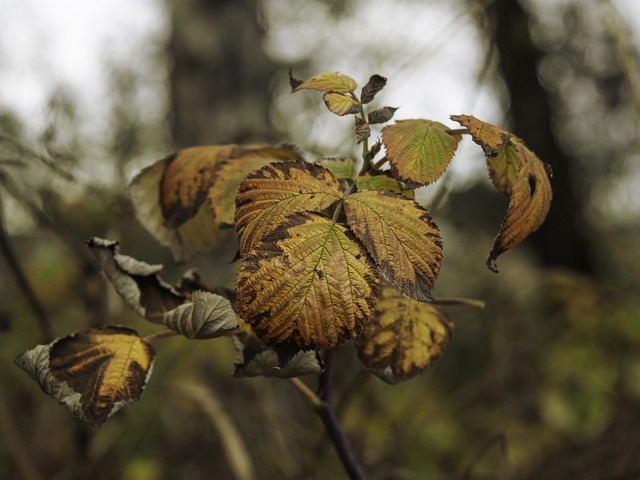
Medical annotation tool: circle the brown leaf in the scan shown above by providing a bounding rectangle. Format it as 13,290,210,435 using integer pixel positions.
360,74,387,104
354,116,371,144
356,286,453,384
368,106,397,125
15,326,155,427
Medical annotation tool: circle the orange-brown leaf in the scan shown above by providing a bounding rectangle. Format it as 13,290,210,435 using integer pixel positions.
235,161,342,255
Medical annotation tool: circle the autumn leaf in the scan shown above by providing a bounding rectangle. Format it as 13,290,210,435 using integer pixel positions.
368,106,397,125
292,71,358,93
323,92,361,116
356,286,453,384
360,74,387,104
382,119,462,187
129,150,231,261
236,212,380,353
207,144,303,227
235,161,343,255
232,330,322,378
344,191,442,301
450,115,553,271
129,144,301,261
15,326,155,427
354,116,371,144
88,238,238,338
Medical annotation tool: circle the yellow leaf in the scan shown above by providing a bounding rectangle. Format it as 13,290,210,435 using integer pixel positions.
450,115,553,271
293,71,358,93
235,161,343,256
236,213,379,352
382,119,462,187
322,92,361,116
356,286,453,384
15,326,155,427
208,144,303,226
343,191,442,301
355,171,415,199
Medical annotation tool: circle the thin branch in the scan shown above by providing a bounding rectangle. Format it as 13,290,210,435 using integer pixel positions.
0,194,55,342
431,297,486,309
142,330,179,345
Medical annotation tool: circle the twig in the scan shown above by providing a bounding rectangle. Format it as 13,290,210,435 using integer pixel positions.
142,329,179,345
431,297,486,309
0,194,56,342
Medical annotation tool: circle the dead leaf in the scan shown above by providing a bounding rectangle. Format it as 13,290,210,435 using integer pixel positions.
236,212,379,353
163,290,238,339
235,160,343,256
368,106,397,125
344,191,442,301
360,74,387,104
382,119,462,187
450,115,553,271
15,326,155,427
354,116,371,144
356,286,453,384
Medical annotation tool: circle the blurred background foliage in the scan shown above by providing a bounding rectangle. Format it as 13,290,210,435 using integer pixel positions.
1,0,640,478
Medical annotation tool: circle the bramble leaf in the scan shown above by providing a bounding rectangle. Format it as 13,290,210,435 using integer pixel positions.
317,157,358,180
451,115,553,271
235,161,343,255
382,119,462,187
87,238,238,338
343,191,442,301
207,144,303,226
232,330,322,378
236,213,379,353
356,286,453,384
354,117,371,144
360,74,387,104
355,171,415,199
323,92,361,116
368,106,397,125
15,326,154,427
293,71,358,93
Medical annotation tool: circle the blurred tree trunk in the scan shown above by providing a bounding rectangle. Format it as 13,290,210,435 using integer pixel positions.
167,0,278,147
486,0,595,274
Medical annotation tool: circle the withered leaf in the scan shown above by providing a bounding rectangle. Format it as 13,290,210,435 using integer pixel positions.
236,212,379,352
207,144,303,227
88,238,238,338
450,115,553,271
355,116,371,144
368,106,398,125
344,191,442,301
356,286,453,384
15,326,154,427
232,330,322,378
323,92,361,116
382,119,462,188
360,74,387,104
293,71,358,93
235,160,343,255
288,67,303,90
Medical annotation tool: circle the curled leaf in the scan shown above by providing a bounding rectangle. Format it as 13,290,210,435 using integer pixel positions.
323,93,361,116
360,74,387,104
356,286,453,384
235,160,342,255
450,115,553,271
232,331,322,378
293,71,358,93
236,212,380,353
354,116,371,144
382,119,462,187
344,191,442,301
368,107,397,125
163,290,238,339
15,326,155,427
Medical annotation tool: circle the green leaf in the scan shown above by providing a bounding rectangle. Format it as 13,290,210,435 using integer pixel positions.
344,191,442,301
323,93,361,116
236,212,379,352
355,171,415,199
382,119,462,187
356,285,453,384
293,72,358,93
317,157,358,180
235,160,343,256
360,74,387,104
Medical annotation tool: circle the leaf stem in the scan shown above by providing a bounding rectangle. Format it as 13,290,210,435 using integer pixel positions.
372,155,388,171
431,297,486,309
445,128,469,136
143,329,179,344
